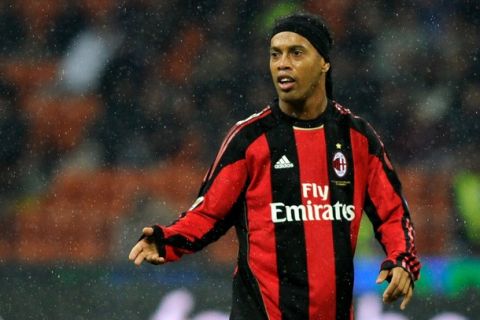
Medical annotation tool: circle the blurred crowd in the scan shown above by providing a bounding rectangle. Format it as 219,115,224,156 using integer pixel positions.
0,0,479,263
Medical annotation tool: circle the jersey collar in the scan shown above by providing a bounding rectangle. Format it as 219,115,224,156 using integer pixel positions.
271,98,333,128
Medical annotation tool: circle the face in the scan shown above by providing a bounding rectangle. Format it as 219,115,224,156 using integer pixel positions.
270,32,330,104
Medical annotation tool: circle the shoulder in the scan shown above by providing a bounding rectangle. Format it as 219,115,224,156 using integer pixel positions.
214,106,274,160
331,101,384,154
227,106,274,143
208,106,273,174
332,101,374,134
235,106,273,128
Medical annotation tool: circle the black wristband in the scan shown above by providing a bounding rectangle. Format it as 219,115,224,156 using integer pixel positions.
138,225,166,258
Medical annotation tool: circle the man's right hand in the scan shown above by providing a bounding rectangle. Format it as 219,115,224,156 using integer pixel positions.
128,227,165,266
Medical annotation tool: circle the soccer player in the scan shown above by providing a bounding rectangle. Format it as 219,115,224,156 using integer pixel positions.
129,13,421,319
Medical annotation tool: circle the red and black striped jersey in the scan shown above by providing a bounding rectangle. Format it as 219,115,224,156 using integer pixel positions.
150,99,421,320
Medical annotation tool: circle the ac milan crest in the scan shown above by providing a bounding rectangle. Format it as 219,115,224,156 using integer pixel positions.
332,151,347,177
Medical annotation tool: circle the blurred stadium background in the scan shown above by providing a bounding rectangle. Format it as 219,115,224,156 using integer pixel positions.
0,0,479,319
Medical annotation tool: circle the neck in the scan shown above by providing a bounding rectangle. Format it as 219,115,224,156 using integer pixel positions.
279,93,328,120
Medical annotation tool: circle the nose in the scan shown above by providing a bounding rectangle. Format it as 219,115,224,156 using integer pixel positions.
276,53,292,70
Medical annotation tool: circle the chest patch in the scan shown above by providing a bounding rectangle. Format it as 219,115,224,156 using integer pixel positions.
332,151,347,178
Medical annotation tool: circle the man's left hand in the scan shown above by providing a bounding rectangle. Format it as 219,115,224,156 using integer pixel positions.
376,267,413,310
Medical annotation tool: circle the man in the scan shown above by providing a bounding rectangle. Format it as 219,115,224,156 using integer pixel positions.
129,13,420,319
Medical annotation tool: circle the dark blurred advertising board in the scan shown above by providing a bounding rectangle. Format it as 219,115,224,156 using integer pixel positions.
0,257,478,319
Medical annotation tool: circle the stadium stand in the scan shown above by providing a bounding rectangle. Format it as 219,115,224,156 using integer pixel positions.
0,0,478,264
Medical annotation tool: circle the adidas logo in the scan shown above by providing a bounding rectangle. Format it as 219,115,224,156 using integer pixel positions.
274,155,294,169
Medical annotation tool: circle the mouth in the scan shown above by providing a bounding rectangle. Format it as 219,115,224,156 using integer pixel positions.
277,75,295,91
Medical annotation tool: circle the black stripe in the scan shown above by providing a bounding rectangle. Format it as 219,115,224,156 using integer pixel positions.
231,202,269,319
324,115,354,320
266,124,309,320
363,194,382,231
401,216,411,253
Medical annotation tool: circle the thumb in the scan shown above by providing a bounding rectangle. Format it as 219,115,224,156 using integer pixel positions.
376,270,390,284
142,227,154,236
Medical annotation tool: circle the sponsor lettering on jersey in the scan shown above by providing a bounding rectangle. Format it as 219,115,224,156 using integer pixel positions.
301,183,328,200
270,201,355,223
271,183,355,223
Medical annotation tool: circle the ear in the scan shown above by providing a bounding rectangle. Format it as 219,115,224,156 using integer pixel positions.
321,62,330,73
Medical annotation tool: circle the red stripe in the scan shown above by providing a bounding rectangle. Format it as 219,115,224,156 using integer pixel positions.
244,134,280,319
368,155,409,257
368,156,404,221
207,107,272,181
166,160,247,241
349,129,369,251
294,127,336,319
344,107,394,171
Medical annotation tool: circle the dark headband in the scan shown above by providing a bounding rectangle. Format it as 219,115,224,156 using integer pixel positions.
271,15,332,62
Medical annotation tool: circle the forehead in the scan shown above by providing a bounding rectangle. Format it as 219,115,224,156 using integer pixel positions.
270,31,314,49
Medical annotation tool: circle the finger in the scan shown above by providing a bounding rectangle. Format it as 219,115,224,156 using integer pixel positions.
395,273,409,298
134,251,148,266
391,272,409,300
376,269,390,284
146,254,165,265
129,227,156,261
142,227,154,236
383,271,401,303
128,241,146,261
383,284,395,303
400,285,413,310
149,257,164,265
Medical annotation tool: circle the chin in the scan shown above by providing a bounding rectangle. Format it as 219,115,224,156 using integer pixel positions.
278,91,303,104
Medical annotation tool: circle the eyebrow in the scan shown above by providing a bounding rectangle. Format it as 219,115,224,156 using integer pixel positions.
270,44,307,51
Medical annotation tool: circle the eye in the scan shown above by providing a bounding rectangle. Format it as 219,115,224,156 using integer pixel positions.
270,51,280,59
293,49,303,56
